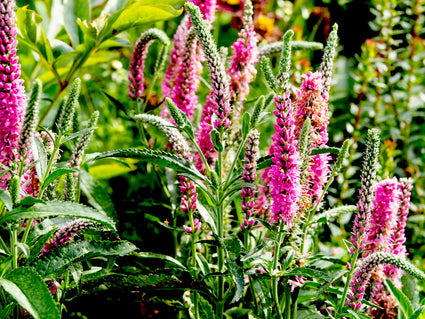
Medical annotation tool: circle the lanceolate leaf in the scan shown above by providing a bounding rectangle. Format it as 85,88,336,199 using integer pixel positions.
33,240,136,277
136,252,188,271
98,0,184,42
95,148,207,183
285,267,331,281
0,267,60,319
0,202,115,230
256,155,272,171
385,278,413,318
42,168,77,190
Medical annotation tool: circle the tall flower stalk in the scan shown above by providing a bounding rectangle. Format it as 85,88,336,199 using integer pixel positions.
0,0,27,188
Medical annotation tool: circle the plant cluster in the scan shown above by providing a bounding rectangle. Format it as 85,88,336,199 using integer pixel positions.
0,0,423,318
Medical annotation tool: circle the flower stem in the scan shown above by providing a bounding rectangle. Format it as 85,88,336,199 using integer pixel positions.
272,220,284,318
335,250,359,318
216,149,225,319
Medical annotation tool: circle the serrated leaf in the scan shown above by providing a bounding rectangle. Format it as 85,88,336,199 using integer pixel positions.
223,238,244,303
136,252,188,271
34,240,136,277
0,267,60,319
386,278,413,317
1,202,115,230
95,148,207,183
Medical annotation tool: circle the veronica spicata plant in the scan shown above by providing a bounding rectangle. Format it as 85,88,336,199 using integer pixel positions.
94,2,425,319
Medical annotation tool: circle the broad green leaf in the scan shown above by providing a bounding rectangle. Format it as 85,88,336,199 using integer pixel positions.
34,240,136,277
197,202,217,235
98,0,184,42
50,39,75,58
136,252,188,271
89,161,137,180
386,278,413,318
0,267,60,319
223,238,244,303
64,0,90,47
0,190,12,212
0,202,115,230
16,7,54,63
95,148,207,183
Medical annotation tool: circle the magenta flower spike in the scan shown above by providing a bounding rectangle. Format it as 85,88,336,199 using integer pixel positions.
269,93,302,226
294,71,330,207
40,219,95,256
241,130,260,230
364,177,401,256
227,0,258,105
392,178,413,256
168,29,199,121
0,0,27,187
128,29,169,100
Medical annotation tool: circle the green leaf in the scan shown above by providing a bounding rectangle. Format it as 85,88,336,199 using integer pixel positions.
0,267,60,319
16,7,54,63
385,278,413,318
311,147,341,156
411,306,425,319
0,190,12,212
34,240,136,277
0,202,115,230
136,252,188,271
223,238,245,303
42,168,77,190
63,127,96,144
64,0,90,47
32,137,48,183
98,0,184,42
95,148,207,183
197,202,217,235
256,155,272,171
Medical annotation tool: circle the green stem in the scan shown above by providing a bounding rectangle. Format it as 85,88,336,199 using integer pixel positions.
272,221,284,318
191,137,212,178
300,172,337,253
223,137,247,189
335,250,359,318
11,229,18,269
216,149,225,319
189,211,200,319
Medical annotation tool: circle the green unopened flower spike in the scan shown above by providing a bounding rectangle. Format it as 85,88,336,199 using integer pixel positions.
277,29,294,92
52,99,66,133
165,97,185,128
185,2,231,130
19,79,41,156
250,95,265,128
319,23,338,100
59,78,81,134
8,175,19,208
261,56,278,93
69,110,99,169
64,172,76,202
331,139,350,177
72,104,80,133
297,117,311,158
